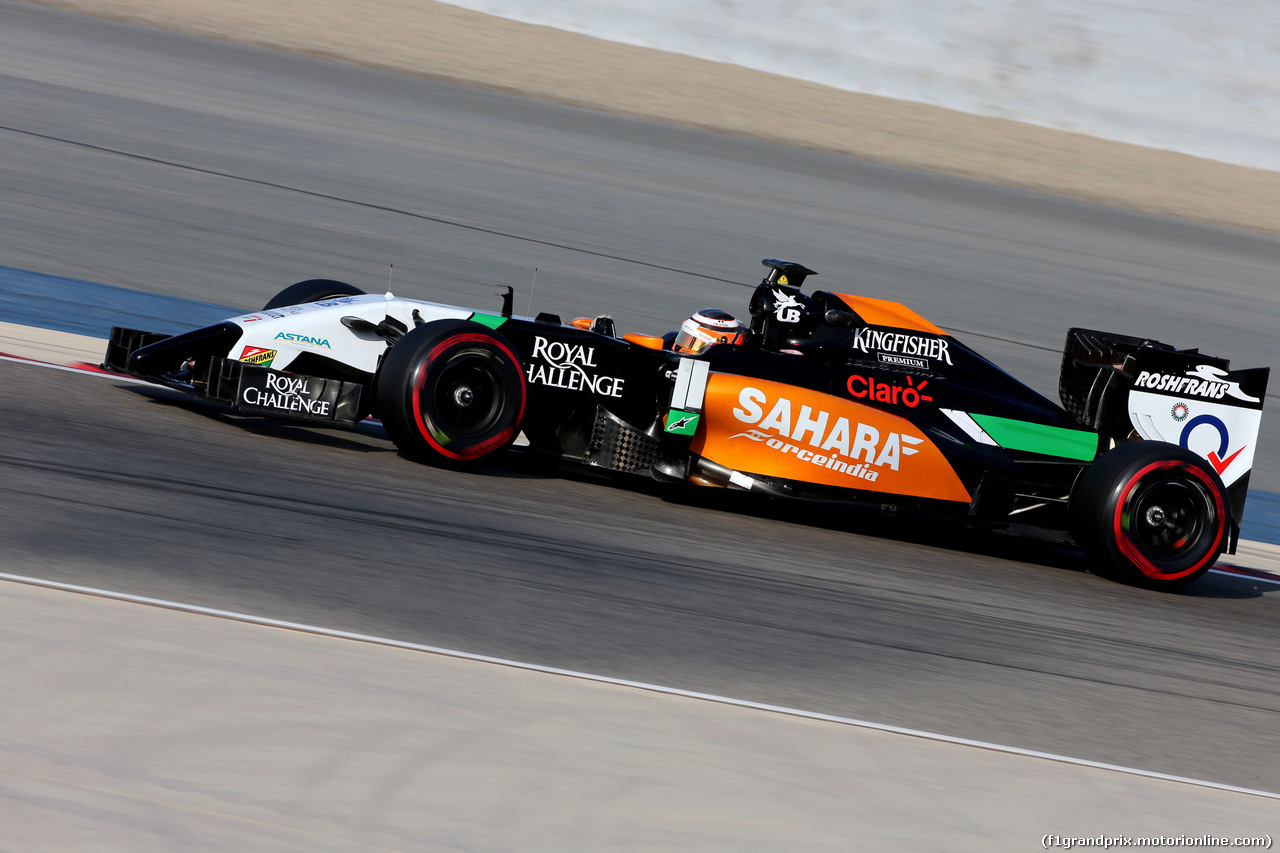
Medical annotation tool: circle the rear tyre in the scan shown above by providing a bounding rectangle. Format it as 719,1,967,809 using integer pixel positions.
1071,441,1228,590
377,320,526,465
263,279,365,310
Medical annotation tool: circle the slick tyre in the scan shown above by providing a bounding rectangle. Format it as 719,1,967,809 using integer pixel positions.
377,320,526,465
263,279,365,310
1071,441,1228,591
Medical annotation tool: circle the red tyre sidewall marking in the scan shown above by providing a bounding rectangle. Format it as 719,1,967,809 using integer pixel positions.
410,332,527,461
1113,460,1226,580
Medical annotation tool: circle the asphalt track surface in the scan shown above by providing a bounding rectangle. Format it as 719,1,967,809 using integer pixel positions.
3,0,1280,794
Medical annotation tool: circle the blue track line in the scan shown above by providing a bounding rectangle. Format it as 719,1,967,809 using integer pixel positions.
1244,492,1280,546
0,265,238,338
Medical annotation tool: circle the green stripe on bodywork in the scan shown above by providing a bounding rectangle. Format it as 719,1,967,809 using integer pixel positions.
969,413,1099,461
469,312,507,329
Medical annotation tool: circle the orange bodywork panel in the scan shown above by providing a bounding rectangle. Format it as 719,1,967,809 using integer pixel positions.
829,293,948,337
623,332,666,350
691,374,971,503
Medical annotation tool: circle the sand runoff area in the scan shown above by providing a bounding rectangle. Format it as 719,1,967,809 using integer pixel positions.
23,0,1280,236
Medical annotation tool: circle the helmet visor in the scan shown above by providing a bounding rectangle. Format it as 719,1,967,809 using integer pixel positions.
673,324,744,354
673,327,712,354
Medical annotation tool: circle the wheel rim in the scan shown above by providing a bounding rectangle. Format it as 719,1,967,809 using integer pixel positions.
403,330,526,462
1116,461,1223,580
428,351,504,439
1128,479,1207,560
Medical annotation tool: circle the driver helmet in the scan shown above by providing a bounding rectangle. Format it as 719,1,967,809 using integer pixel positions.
672,308,746,355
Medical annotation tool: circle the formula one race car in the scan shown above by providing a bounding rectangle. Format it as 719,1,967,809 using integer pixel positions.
103,259,1269,591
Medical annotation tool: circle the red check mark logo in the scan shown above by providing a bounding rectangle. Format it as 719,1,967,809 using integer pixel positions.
1208,445,1245,476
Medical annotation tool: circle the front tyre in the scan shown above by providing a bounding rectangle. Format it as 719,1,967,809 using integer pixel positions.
377,320,526,465
263,279,365,310
1071,441,1228,590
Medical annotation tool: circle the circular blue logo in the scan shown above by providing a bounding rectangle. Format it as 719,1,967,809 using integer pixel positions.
1179,414,1229,459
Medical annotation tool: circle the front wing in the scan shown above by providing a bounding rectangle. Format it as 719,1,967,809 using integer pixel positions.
104,325,364,426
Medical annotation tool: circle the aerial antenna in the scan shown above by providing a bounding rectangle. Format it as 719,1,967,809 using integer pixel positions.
385,263,395,322
525,267,538,319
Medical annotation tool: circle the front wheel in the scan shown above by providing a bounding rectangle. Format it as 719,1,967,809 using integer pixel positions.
376,320,526,465
263,279,365,310
1071,441,1228,590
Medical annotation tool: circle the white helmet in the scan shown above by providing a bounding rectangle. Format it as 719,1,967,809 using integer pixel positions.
672,308,746,355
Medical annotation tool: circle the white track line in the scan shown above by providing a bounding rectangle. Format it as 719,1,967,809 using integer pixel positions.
1211,567,1280,584
2,571,1278,802
0,352,158,384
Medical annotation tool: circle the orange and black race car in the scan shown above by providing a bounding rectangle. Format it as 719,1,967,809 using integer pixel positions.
105,259,1269,591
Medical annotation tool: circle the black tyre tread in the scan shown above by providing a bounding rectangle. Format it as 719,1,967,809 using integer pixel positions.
263,279,365,311
376,319,525,466
1072,441,1227,590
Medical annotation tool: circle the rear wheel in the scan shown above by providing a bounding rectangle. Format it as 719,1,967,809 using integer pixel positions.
263,279,365,310
1071,441,1227,590
377,320,526,464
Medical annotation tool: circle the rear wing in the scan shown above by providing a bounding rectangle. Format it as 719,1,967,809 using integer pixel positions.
1059,328,1269,544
